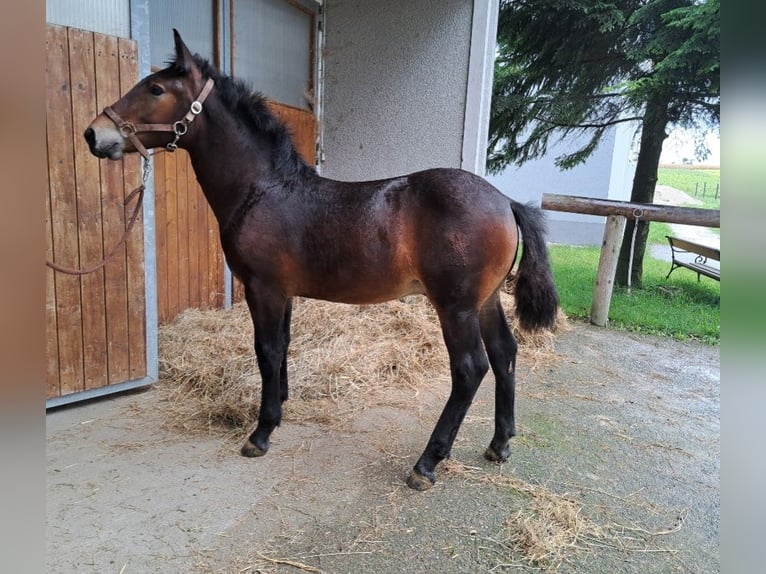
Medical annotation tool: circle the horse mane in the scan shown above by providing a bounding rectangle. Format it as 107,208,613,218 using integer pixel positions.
170,55,316,179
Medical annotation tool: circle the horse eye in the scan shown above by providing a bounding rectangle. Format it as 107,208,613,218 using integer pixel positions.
149,84,165,96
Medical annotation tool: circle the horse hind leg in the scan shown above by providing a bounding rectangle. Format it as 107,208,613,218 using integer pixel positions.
407,307,489,490
479,292,518,463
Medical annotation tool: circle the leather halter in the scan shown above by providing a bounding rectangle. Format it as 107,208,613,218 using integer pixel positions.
103,77,215,159
45,78,214,275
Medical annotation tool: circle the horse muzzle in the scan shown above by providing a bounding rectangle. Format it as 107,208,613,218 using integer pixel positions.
84,122,125,160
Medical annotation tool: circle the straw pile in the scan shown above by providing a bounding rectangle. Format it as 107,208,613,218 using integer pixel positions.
157,287,566,435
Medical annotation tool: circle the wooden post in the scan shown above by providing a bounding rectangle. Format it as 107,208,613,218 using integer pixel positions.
590,215,626,327
540,193,719,329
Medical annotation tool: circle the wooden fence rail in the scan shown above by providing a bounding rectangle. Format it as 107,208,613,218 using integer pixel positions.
541,193,720,327
542,193,720,227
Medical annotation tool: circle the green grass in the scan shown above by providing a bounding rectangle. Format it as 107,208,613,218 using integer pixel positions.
540,165,721,344
657,166,720,210
549,244,720,344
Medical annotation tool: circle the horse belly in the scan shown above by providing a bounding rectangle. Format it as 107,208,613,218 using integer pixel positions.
296,260,424,304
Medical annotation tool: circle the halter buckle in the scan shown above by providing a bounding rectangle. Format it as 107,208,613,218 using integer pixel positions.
173,120,188,136
190,101,203,115
119,122,137,137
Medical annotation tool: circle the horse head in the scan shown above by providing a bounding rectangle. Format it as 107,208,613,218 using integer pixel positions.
84,29,212,160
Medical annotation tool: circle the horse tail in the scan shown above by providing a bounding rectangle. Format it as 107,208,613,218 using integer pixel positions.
509,200,559,331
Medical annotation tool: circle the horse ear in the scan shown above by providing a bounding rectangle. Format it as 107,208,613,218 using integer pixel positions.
172,29,196,74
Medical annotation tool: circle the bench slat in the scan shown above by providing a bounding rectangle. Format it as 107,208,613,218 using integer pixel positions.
665,235,720,282
666,236,720,262
673,259,720,280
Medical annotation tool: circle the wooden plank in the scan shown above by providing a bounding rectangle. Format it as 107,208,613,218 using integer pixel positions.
45,140,60,399
94,32,130,384
590,215,626,327
666,236,720,262
153,151,170,322
118,36,147,380
208,206,223,308
542,193,720,228
186,153,200,310
202,200,213,308
46,24,85,395
164,150,180,319
68,28,110,391
267,101,317,166
194,177,210,308
176,150,190,311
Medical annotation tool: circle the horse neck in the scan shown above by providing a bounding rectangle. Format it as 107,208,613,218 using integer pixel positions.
181,96,282,228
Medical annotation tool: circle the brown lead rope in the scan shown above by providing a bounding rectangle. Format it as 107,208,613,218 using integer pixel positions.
47,78,214,275
46,158,149,275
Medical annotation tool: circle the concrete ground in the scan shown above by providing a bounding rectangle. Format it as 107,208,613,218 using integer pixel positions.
47,321,719,573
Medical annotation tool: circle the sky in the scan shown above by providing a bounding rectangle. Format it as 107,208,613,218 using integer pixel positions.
660,128,720,166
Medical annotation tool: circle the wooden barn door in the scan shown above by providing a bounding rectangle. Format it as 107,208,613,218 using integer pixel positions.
150,0,319,317
152,151,226,323
46,24,148,403
153,104,317,317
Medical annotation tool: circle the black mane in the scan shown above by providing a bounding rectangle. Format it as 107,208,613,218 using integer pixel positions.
176,54,316,179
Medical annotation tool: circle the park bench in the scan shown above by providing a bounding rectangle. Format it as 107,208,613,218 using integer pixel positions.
665,235,720,282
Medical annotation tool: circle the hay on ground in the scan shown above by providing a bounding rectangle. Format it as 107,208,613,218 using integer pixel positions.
157,291,567,435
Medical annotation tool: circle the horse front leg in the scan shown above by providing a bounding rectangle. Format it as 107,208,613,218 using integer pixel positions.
279,298,293,403
407,308,489,490
241,286,289,458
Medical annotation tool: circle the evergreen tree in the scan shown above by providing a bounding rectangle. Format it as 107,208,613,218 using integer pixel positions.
489,0,719,287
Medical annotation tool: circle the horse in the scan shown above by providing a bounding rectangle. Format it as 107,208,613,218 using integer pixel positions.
85,30,559,491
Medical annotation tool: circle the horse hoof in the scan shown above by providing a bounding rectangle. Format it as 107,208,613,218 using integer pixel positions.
484,445,510,463
240,439,268,457
406,469,435,491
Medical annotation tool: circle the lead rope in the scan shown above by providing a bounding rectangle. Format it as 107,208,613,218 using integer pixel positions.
626,208,644,295
47,78,214,275
46,157,151,275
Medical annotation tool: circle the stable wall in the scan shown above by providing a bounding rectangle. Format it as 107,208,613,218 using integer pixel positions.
320,0,474,180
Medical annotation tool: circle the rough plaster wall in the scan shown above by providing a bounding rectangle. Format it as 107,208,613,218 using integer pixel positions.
487,126,637,246
321,0,472,181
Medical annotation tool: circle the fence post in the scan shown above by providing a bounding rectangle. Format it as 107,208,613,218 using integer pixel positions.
590,214,626,327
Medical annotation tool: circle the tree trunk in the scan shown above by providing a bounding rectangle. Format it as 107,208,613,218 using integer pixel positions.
615,96,670,288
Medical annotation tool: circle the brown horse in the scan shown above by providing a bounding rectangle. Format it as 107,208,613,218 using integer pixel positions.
85,30,559,490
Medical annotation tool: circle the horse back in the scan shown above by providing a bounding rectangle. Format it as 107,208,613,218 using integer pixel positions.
228,168,519,306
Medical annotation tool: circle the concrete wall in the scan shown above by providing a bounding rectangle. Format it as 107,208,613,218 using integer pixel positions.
486,122,637,245
321,0,473,181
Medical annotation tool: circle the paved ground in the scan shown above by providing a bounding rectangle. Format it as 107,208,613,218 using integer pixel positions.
650,185,720,268
47,320,719,573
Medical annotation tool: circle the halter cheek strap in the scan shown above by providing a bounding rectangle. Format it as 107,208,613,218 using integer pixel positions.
103,77,215,159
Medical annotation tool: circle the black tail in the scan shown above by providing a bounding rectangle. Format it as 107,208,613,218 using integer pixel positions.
509,200,559,331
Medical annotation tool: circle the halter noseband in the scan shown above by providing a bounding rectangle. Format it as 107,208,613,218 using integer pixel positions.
103,77,215,160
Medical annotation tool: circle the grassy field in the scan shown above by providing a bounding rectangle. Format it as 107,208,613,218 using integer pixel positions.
547,166,720,344
657,165,720,209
